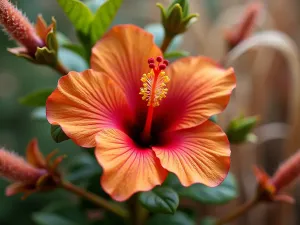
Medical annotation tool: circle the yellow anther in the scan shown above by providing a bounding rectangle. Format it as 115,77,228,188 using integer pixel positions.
163,76,170,83
139,69,170,107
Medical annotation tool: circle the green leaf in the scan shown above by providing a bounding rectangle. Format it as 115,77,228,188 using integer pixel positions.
38,201,88,225
67,168,100,183
57,0,123,49
51,125,70,143
56,0,94,34
19,89,54,107
147,211,195,225
164,50,190,59
178,173,238,204
139,187,179,214
90,0,123,44
76,31,93,55
65,152,102,183
32,212,80,225
164,173,238,205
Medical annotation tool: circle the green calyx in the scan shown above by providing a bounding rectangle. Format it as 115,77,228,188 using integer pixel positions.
35,17,59,67
169,0,189,18
157,0,198,36
226,115,259,144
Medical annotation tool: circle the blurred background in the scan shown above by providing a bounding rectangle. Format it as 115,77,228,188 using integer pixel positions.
0,0,299,224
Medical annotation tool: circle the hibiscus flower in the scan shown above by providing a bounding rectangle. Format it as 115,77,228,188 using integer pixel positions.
46,24,236,201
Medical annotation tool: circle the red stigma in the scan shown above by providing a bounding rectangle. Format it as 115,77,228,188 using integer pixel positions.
159,64,166,70
147,56,168,72
156,56,163,62
149,63,155,69
148,58,155,64
141,56,170,141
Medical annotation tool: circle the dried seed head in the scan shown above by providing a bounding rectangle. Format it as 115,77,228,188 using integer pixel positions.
0,148,46,183
0,0,44,55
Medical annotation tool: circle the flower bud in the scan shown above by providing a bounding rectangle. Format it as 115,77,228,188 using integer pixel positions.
1,139,65,198
0,1,60,69
0,0,44,56
271,150,300,191
253,150,300,204
224,2,262,50
168,0,189,18
226,115,258,144
0,148,46,183
157,0,198,37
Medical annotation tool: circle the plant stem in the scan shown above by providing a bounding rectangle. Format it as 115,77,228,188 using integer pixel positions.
60,180,129,219
55,61,69,76
215,198,258,225
128,194,148,225
136,205,148,225
160,34,175,53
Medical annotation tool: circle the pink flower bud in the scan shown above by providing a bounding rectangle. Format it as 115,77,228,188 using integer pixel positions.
254,150,300,204
271,150,300,191
0,148,46,184
224,2,262,50
0,0,44,55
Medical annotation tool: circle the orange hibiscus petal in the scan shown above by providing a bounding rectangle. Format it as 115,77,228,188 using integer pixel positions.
153,120,231,187
91,24,162,120
95,128,168,201
46,70,132,148
153,57,236,132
